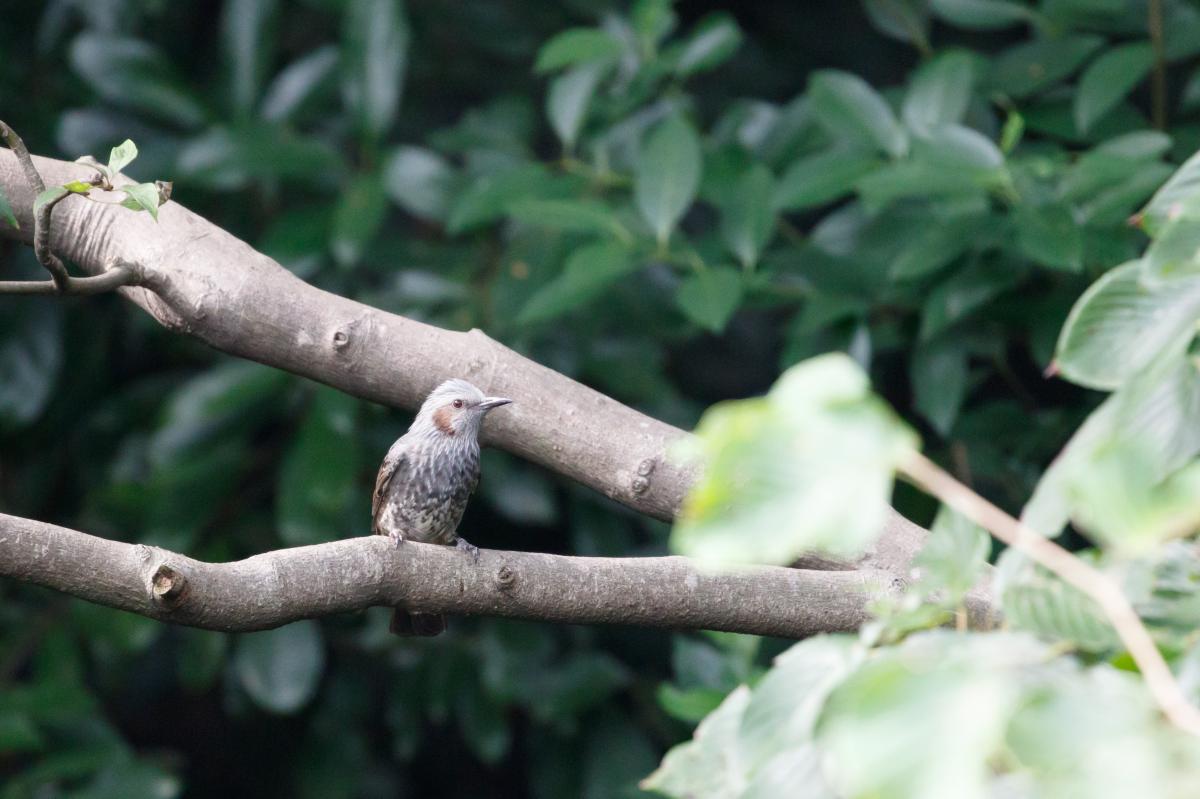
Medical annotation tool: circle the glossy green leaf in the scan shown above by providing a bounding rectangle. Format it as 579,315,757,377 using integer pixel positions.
259,46,339,122
342,0,409,140
773,148,880,211
676,267,743,333
331,173,386,267
635,115,702,245
911,335,969,435
719,165,775,269
222,0,278,116
518,241,636,324
106,139,138,175
69,34,207,128
507,199,630,243
1014,203,1083,272
120,182,162,220
808,70,908,158
671,354,918,565
234,622,325,714
547,62,605,150
990,35,1104,98
534,28,623,73
1143,214,1200,284
674,13,742,77
1055,260,1200,390
278,388,360,546
382,145,456,222
930,0,1035,29
1138,148,1200,234
1074,43,1154,134
902,50,976,133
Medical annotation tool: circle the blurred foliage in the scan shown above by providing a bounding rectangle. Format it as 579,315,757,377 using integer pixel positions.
6,0,1200,796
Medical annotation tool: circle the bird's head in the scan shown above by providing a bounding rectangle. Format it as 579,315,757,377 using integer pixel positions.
414,378,512,440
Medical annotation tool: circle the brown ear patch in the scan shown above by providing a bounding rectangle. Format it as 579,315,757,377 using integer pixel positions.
433,406,456,435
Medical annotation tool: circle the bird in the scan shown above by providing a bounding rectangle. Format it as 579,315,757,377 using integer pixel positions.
371,378,513,636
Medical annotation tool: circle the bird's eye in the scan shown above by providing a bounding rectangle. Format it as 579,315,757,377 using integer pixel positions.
452,399,464,409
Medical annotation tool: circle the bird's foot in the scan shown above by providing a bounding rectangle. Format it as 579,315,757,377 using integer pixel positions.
455,536,480,564
388,531,406,549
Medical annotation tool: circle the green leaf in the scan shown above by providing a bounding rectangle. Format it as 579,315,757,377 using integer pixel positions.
342,0,409,140
106,139,138,175
1143,214,1200,284
62,180,93,194
930,0,1035,29
547,62,605,150
518,241,636,324
719,165,775,269
911,335,969,435
902,50,976,134
1139,146,1200,234
33,186,68,214
260,46,339,122
331,173,386,267
916,507,990,598
674,13,742,77
671,354,918,566
1055,260,1200,390
278,388,360,546
222,0,278,116
863,0,930,46
1014,203,1083,272
990,35,1104,98
0,187,18,229
176,123,343,189
676,267,743,333
119,183,162,220
635,115,702,245
890,210,985,280
446,164,571,234
1074,43,1155,134
641,685,752,797
381,145,456,222
1001,559,1118,651
808,70,908,158
69,34,208,128
739,636,862,773
234,622,325,714
534,28,623,73
773,148,881,211
507,199,630,243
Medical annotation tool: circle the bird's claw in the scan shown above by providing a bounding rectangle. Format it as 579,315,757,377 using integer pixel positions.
388,531,406,549
455,537,480,564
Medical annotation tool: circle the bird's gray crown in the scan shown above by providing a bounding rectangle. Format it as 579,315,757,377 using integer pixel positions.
408,378,511,441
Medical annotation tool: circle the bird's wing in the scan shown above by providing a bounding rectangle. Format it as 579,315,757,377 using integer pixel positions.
371,445,407,535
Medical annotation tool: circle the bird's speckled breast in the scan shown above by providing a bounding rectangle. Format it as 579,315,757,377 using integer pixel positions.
386,440,480,544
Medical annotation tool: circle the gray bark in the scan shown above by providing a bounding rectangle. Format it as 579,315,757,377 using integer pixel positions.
0,150,962,632
0,513,957,637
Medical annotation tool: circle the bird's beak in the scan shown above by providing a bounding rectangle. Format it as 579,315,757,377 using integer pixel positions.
478,397,513,411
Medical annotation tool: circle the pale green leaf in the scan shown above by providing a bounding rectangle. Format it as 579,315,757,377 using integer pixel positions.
635,115,702,245
223,0,278,116
674,13,742,77
1075,43,1155,134
719,164,775,269
119,182,162,220
1143,214,1200,284
518,241,636,324
808,70,908,158
773,148,881,211
234,621,325,714
107,138,138,175
902,50,976,133
382,145,456,222
507,198,630,242
676,267,743,333
547,62,605,149
534,28,623,73
342,0,409,140
1015,203,1083,272
990,35,1104,98
930,0,1035,29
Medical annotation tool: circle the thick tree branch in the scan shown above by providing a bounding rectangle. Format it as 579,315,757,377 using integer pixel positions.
0,513,995,638
0,149,931,579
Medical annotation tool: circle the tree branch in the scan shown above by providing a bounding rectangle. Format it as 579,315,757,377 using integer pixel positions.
0,513,999,638
0,149,933,581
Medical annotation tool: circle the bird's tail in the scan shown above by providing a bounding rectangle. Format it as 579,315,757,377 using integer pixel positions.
390,608,447,637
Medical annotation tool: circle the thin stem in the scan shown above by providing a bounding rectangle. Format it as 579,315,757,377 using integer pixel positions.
1149,0,1168,130
900,450,1200,737
0,119,69,290
0,263,139,296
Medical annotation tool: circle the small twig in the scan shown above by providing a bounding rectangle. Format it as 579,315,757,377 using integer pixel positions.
1149,0,1167,130
0,119,69,290
0,261,139,295
900,451,1200,736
